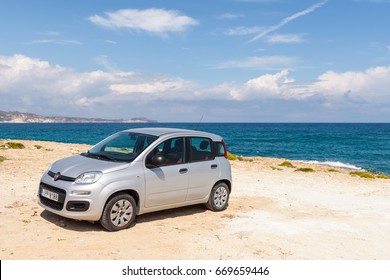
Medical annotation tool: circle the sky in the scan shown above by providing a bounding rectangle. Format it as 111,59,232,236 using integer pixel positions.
1,0,390,122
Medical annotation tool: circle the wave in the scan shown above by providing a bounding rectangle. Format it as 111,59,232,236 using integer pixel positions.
297,160,363,170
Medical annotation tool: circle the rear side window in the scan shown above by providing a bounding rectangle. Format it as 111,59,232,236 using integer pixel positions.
146,137,185,166
189,137,214,162
215,141,227,157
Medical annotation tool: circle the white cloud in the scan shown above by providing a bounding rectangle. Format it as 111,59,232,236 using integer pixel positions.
110,78,192,96
219,13,243,20
21,39,83,45
266,34,305,43
206,66,390,103
312,66,390,99
21,31,82,46
38,31,60,36
0,55,111,102
207,70,311,101
95,55,120,72
2,54,390,120
250,0,328,42
0,54,195,114
88,8,198,35
246,70,294,92
232,70,296,100
213,56,298,70
224,26,265,36
260,66,390,102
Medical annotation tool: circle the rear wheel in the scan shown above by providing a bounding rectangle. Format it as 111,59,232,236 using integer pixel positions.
206,182,229,211
100,194,136,231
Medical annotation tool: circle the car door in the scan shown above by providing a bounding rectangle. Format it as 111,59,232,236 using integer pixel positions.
143,137,189,208
186,137,220,201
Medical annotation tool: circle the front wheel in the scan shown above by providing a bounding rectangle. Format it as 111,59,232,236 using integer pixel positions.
100,193,136,231
206,182,230,211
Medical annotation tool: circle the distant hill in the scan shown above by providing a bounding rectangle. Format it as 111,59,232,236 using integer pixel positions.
0,110,157,123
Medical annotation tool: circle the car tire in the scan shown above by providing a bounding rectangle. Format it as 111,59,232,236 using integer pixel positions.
206,182,229,211
100,193,136,231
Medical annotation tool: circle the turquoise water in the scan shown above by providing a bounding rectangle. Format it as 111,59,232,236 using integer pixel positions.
1,123,389,175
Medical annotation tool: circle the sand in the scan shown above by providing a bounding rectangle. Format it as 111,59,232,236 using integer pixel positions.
1,139,390,260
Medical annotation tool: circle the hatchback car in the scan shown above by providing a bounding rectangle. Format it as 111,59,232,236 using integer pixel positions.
38,128,232,231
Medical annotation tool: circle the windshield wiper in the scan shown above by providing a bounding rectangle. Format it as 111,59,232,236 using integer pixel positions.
82,152,118,162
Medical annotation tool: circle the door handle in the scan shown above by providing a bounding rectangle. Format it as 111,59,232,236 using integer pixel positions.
179,168,188,174
211,164,218,169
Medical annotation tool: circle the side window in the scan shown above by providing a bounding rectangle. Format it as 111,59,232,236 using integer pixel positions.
190,137,214,162
215,141,227,157
146,137,185,167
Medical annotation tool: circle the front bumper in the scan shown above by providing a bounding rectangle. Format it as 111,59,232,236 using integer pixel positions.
38,172,104,221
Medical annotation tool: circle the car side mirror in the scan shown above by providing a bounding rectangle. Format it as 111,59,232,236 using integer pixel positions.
151,155,166,166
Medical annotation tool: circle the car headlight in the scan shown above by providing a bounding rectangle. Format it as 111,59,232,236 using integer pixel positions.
75,171,102,184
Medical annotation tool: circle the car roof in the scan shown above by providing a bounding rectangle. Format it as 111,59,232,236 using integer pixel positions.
121,127,223,141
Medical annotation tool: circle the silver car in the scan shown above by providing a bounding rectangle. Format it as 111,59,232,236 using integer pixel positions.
38,128,232,231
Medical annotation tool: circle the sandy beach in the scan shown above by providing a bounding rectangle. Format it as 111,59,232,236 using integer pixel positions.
1,139,390,260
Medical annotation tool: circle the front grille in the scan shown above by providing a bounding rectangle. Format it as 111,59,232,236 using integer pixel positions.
48,171,76,182
39,183,66,211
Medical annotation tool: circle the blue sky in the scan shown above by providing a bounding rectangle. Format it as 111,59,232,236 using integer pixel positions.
1,0,390,122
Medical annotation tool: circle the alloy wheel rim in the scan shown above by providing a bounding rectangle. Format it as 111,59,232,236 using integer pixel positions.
110,199,133,227
214,186,228,207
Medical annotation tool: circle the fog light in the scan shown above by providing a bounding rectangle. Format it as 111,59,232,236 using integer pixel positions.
66,201,90,211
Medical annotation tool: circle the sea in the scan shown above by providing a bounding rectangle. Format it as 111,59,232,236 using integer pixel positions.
1,123,389,175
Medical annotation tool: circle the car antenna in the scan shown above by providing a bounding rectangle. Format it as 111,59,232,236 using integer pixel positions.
195,114,204,130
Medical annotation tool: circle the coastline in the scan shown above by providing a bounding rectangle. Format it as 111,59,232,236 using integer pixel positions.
1,139,390,259
1,122,389,176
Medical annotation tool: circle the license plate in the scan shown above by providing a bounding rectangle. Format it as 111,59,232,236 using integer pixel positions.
41,189,59,202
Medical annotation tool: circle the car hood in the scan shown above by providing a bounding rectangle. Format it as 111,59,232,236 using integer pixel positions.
49,155,130,178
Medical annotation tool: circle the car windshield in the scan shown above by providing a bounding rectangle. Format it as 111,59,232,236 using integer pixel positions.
82,132,158,162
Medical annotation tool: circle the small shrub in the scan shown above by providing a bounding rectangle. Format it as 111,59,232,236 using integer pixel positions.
278,161,296,168
376,174,389,179
227,154,247,161
271,167,283,171
227,152,238,161
0,155,6,163
34,145,43,149
6,142,25,149
295,168,315,172
328,168,340,172
350,171,376,179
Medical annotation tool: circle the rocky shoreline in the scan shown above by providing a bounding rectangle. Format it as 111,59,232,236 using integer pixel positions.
0,110,156,123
